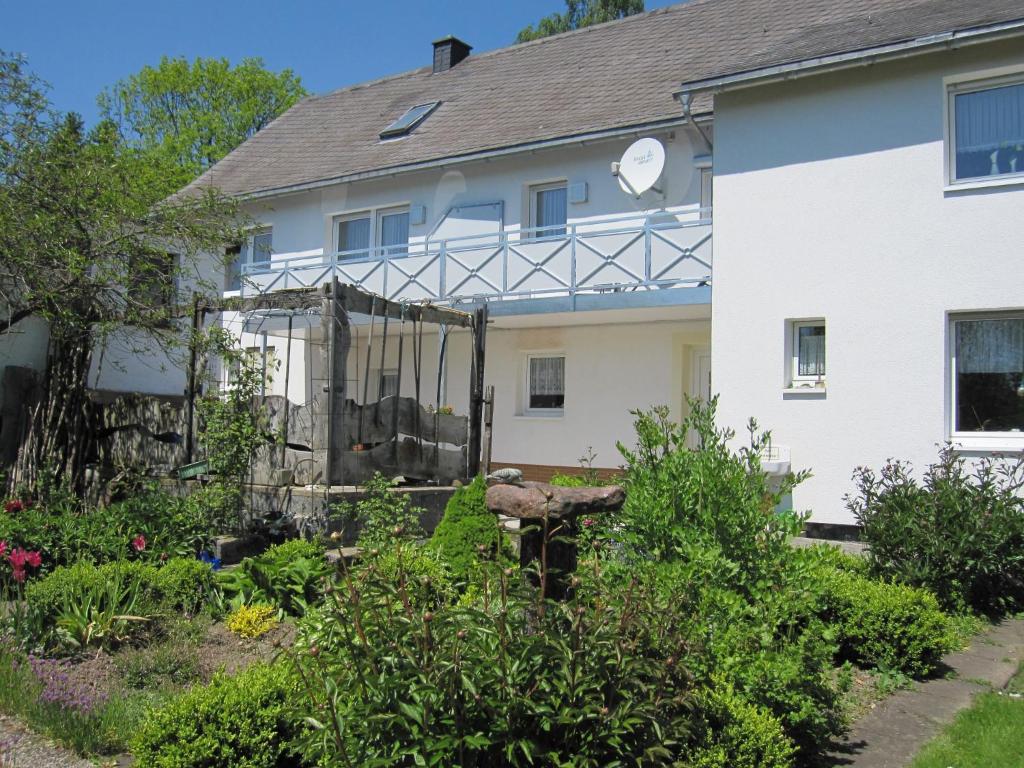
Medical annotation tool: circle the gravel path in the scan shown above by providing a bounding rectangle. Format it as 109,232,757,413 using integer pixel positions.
0,714,94,768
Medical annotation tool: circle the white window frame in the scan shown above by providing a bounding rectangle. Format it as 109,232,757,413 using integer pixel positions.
944,66,1024,190
790,320,826,387
524,352,566,416
527,181,568,240
331,204,410,261
376,206,411,258
226,226,272,292
948,311,1024,452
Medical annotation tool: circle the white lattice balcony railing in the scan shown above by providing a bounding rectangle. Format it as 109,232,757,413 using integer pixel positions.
238,209,711,305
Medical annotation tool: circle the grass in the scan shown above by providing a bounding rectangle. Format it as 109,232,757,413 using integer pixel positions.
909,661,1024,768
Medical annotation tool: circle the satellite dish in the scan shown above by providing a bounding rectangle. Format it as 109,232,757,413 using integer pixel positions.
616,137,665,196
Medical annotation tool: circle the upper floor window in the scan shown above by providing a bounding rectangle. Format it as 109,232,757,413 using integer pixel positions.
133,252,178,311
378,209,410,257
226,227,272,291
335,207,409,261
337,214,371,260
531,183,567,239
951,313,1023,440
948,74,1024,184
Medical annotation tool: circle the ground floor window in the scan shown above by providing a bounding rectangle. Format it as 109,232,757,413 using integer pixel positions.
527,354,565,412
952,314,1024,435
788,320,825,386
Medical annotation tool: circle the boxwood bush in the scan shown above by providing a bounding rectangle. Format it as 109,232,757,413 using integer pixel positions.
821,568,953,677
686,684,795,768
131,663,299,768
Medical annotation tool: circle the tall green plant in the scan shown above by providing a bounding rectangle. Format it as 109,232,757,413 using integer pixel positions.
847,445,1024,615
428,475,510,583
615,398,808,578
334,473,425,548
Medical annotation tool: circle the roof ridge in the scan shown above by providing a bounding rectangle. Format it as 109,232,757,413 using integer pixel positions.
309,0,702,103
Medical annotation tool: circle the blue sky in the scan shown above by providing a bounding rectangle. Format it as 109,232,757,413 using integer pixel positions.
3,0,679,127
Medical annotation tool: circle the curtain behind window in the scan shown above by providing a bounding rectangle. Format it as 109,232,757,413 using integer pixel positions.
529,356,564,409
957,318,1024,374
535,187,567,238
338,218,371,259
379,211,410,256
955,82,1024,178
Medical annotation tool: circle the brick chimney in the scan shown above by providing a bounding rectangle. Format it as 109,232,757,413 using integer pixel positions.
432,36,472,73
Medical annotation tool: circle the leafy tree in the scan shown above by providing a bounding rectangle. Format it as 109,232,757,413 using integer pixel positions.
516,0,644,43
0,51,243,492
98,56,306,193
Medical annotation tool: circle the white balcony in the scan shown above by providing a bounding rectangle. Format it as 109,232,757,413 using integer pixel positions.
239,210,711,309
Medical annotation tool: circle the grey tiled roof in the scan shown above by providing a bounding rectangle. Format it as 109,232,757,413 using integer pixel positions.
185,0,1024,198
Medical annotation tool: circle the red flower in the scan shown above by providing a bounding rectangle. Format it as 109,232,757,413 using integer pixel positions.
11,567,25,583
26,551,41,568
582,518,596,528
4,500,23,514
131,535,146,553
8,548,28,570
0,541,8,558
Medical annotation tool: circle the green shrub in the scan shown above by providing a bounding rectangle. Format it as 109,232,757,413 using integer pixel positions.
822,568,954,677
226,604,279,639
25,557,215,652
216,538,330,617
428,475,510,582
153,557,216,616
687,684,795,768
358,541,456,610
0,485,214,575
334,472,425,547
132,663,298,768
848,446,1024,616
289,549,696,767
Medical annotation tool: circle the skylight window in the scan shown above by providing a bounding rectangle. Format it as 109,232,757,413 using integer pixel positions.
379,101,440,140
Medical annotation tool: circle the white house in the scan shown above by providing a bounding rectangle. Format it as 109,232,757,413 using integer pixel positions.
672,0,1024,533
183,13,721,485
5,0,1013,528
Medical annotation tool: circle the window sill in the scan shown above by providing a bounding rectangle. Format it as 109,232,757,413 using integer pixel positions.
783,385,826,396
944,174,1024,193
950,435,1024,454
514,412,565,420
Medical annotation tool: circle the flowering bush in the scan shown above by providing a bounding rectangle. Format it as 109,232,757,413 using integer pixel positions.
26,655,109,715
848,446,1024,615
0,485,214,571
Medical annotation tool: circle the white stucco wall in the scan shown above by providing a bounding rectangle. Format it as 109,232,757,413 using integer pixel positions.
711,41,1024,525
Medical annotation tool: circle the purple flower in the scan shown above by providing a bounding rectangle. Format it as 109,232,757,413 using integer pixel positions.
199,551,222,571
27,655,108,715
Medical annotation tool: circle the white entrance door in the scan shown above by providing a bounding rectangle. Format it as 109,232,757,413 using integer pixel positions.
690,346,712,403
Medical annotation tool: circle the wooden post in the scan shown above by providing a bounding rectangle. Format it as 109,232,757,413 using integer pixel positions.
481,384,494,476
321,279,351,487
467,304,488,478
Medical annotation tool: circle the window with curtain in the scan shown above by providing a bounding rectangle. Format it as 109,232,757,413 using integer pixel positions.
532,184,567,238
379,370,399,399
337,216,371,260
528,355,565,411
953,315,1024,433
793,322,826,380
951,76,1024,182
378,209,410,257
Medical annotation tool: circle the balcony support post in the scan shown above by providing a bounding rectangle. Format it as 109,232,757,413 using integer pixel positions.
467,303,489,478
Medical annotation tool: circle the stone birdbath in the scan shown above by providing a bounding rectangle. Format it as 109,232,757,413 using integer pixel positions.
485,480,625,600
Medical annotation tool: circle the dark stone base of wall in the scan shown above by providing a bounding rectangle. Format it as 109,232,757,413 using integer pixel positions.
801,521,862,542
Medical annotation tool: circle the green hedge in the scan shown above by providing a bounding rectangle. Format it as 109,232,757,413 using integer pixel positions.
131,663,298,768
687,684,795,768
822,568,953,677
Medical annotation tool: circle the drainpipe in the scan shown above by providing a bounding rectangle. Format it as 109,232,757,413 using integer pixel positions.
676,92,713,153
